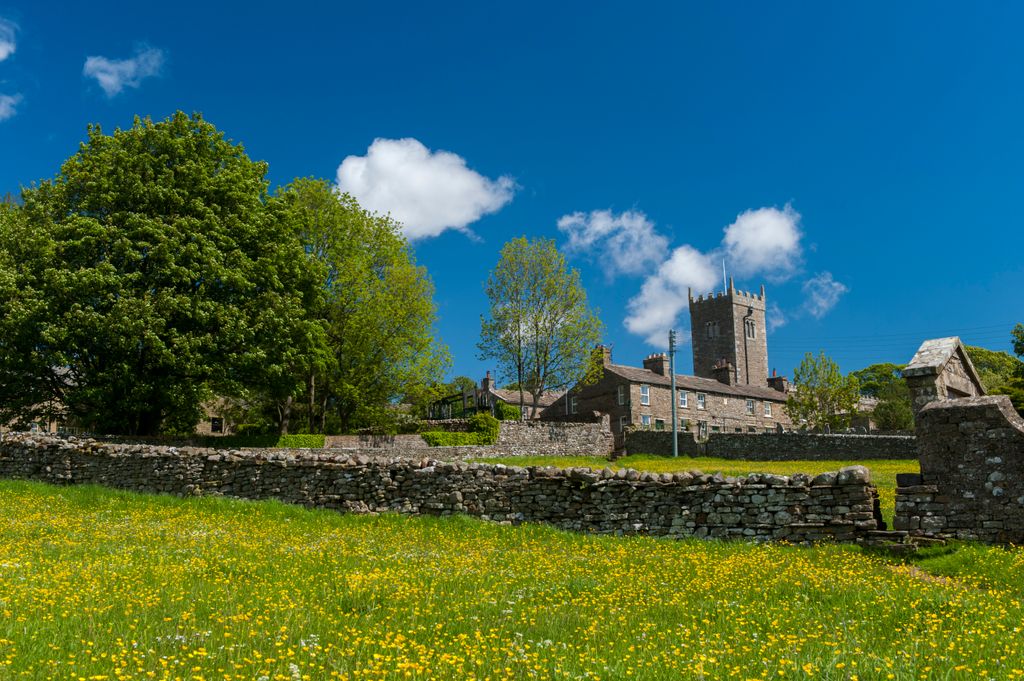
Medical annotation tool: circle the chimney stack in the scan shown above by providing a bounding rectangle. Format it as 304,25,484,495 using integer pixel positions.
643,353,670,376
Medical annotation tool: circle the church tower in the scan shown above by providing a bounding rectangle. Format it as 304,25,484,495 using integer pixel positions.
688,279,769,387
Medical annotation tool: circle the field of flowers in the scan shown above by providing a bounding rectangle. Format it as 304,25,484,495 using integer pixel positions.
479,455,919,527
0,480,1021,680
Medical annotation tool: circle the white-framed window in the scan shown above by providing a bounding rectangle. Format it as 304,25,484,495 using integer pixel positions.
679,390,688,408
641,414,651,428
640,384,650,406
570,395,578,414
745,399,754,415
697,393,706,410
617,385,626,405
764,402,772,417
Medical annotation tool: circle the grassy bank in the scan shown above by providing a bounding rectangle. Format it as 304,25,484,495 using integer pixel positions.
477,454,920,528
0,481,1020,680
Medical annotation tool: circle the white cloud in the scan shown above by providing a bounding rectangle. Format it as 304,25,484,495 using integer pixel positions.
802,272,848,318
336,137,515,240
0,19,16,62
83,46,165,97
557,209,669,279
624,245,719,347
0,93,21,122
722,204,802,280
623,204,810,345
767,302,786,332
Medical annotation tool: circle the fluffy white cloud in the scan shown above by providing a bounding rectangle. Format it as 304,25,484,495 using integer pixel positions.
0,19,16,62
0,93,21,122
336,137,515,240
722,204,802,280
623,204,811,346
802,272,848,318
558,209,669,279
624,245,719,346
767,302,787,332
83,46,165,97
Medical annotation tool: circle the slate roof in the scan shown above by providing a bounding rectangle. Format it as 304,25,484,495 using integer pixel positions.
605,363,788,401
488,387,561,408
903,337,971,376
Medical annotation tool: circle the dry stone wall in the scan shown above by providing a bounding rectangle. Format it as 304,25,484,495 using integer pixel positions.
894,396,1024,543
0,433,879,543
327,419,615,458
626,430,917,460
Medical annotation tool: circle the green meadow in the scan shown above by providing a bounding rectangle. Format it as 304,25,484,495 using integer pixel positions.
0,480,1020,680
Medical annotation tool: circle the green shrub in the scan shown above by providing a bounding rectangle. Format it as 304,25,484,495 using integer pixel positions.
468,413,500,444
420,431,487,446
204,434,325,449
494,402,522,421
276,434,326,449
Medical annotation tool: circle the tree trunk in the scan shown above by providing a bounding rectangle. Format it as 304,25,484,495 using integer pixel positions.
307,372,316,433
278,396,293,435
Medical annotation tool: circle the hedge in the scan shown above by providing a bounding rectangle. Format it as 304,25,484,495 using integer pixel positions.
419,431,489,447
421,413,500,447
204,434,326,449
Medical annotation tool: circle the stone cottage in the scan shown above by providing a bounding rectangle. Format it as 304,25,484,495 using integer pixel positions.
544,279,792,438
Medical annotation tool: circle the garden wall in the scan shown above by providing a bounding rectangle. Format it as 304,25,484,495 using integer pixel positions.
0,433,879,543
625,430,917,460
327,419,615,458
894,396,1024,543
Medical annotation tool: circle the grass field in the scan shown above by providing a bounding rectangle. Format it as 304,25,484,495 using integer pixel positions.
0,481,1022,680
477,455,920,528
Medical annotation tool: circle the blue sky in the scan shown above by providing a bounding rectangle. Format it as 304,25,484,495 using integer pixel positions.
1,2,1022,386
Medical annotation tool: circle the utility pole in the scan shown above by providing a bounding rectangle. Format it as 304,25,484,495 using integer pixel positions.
669,329,678,458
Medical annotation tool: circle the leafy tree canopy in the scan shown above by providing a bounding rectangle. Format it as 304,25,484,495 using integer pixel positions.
0,112,318,435
478,237,602,418
273,178,450,433
785,352,861,430
849,363,904,397
965,344,1024,393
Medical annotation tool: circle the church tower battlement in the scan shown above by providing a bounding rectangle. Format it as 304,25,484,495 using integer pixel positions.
688,278,769,387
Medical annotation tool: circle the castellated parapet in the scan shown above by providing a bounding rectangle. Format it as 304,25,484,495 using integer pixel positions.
689,278,769,387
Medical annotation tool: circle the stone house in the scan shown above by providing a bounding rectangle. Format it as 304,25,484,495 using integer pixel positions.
427,372,562,420
544,346,791,438
542,279,792,440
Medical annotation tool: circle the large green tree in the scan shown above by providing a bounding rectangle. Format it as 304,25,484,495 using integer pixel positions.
478,237,603,418
785,352,861,430
1014,324,1024,360
0,113,320,435
965,344,1024,393
849,362,904,397
274,178,449,433
849,362,913,431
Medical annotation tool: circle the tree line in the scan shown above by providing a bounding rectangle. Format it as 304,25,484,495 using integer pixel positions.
0,113,449,436
786,326,1024,431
